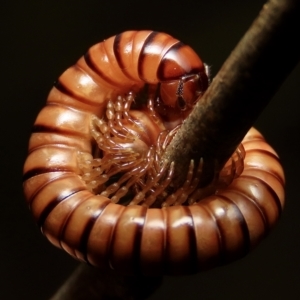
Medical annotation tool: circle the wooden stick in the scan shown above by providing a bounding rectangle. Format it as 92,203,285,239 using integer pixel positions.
163,0,300,187
50,264,162,300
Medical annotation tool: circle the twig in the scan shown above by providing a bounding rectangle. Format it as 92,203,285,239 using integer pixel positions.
50,0,300,299
50,264,162,300
163,0,300,187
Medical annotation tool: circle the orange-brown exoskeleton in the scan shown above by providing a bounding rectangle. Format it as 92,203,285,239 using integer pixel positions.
23,31,284,275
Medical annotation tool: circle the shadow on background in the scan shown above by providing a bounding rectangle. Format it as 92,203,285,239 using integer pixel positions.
1,0,299,299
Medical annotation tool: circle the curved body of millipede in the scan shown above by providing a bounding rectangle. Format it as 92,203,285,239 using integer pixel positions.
23,30,285,275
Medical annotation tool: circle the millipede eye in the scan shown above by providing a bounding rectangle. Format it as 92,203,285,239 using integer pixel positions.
178,74,205,108
177,96,187,111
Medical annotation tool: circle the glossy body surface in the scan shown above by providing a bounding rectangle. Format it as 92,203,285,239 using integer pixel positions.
23,31,285,275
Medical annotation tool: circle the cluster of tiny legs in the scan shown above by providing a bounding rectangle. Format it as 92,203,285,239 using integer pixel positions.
78,92,245,208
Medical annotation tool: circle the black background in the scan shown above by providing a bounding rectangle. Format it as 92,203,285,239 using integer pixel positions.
1,0,300,299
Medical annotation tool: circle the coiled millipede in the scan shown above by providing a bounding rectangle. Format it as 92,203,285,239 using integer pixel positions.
23,30,285,275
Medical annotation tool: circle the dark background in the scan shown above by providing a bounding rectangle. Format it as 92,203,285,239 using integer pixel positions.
1,0,300,299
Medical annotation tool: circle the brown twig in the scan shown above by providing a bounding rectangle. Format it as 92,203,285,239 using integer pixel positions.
163,0,300,187
50,0,300,299
50,264,162,300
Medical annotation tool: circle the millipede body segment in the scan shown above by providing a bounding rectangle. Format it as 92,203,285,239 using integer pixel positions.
23,30,285,275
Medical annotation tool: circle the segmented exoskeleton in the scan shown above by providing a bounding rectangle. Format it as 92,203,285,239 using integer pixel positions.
23,31,285,275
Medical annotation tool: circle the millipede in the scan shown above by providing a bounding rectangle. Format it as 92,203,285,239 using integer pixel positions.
23,30,285,275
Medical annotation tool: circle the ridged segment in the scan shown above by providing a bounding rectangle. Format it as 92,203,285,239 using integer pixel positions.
86,203,125,269
109,205,147,273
